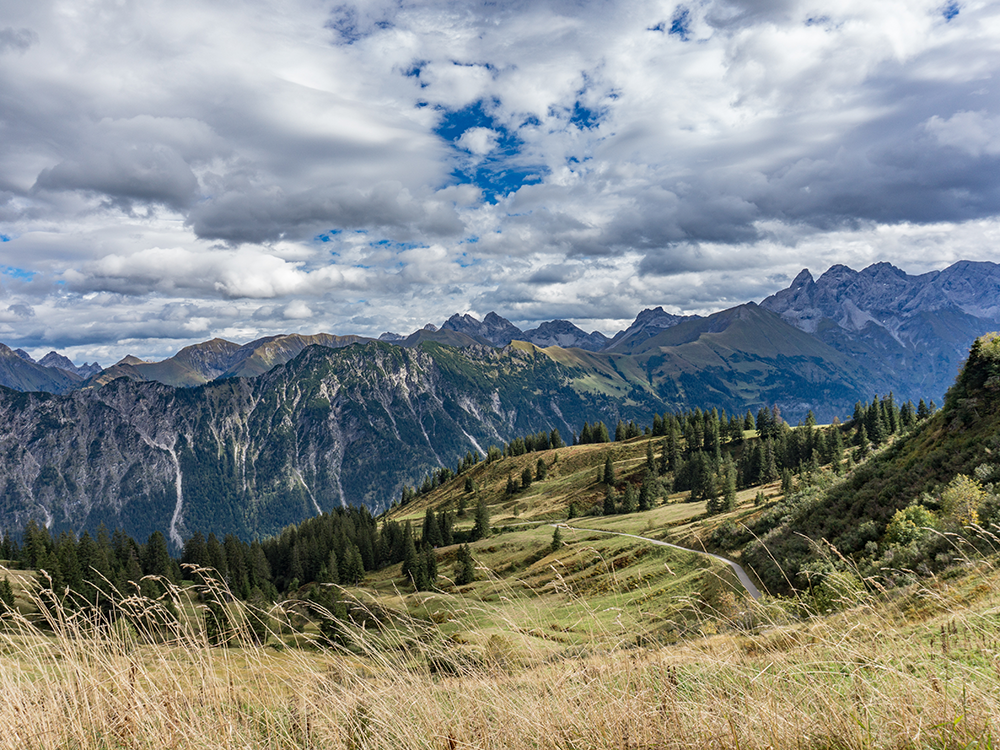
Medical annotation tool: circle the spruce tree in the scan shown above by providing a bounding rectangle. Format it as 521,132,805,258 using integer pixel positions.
455,544,476,585
421,547,438,590
401,522,419,584
603,454,615,485
472,498,491,541
536,457,548,481
621,483,638,513
341,543,365,585
603,485,617,516
781,467,794,497
638,473,653,511
521,465,533,490
0,577,13,612
423,508,443,548
550,526,563,552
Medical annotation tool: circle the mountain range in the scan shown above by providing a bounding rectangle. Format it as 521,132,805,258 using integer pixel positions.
0,259,998,546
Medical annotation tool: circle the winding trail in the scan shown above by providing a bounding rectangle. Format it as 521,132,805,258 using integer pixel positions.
558,524,762,600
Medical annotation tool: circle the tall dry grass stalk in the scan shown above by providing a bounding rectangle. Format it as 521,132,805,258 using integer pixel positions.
1,556,998,749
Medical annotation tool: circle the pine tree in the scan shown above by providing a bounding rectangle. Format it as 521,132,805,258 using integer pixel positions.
594,422,610,443
454,544,476,585
781,467,794,497
550,526,563,552
472,497,491,541
917,398,930,420
646,441,656,474
638,473,653,511
0,577,13,612
722,460,737,511
603,454,615,485
401,522,419,584
421,547,438,590
536,457,547,481
341,543,365,585
550,428,564,449
422,508,443,548
505,473,518,496
761,440,779,483
830,427,844,474
603,485,617,516
521,465,533,490
621,483,638,513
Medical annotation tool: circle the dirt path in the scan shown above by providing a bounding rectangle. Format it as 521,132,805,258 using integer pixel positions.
559,524,763,600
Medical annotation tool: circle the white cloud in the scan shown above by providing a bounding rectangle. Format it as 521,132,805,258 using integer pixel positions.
456,127,499,156
0,0,999,360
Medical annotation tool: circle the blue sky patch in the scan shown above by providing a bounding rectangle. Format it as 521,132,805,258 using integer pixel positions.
570,101,601,130
942,1,959,20
2,266,35,281
434,100,548,203
670,7,691,41
0,234,10,242
648,21,666,32
314,229,343,243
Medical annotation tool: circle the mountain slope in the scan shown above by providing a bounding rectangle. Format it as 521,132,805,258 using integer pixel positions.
761,261,1000,403
0,340,666,545
742,331,1000,594
0,344,82,394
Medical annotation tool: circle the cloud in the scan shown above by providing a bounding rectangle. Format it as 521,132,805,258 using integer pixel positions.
456,127,499,156
0,27,38,55
0,0,998,360
925,111,1000,157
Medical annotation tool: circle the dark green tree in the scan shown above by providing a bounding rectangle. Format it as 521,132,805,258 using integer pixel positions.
472,497,491,541
603,485,617,516
603,454,615,485
550,526,563,553
454,544,476,585
521,465,533,490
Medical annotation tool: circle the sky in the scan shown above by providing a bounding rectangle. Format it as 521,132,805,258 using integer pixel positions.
1,0,999,364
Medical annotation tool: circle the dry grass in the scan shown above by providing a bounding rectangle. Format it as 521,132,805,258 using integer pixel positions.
2,556,1000,750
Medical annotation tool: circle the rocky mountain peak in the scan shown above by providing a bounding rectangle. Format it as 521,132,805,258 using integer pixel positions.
606,306,690,351
441,311,523,346
521,320,610,351
39,351,78,371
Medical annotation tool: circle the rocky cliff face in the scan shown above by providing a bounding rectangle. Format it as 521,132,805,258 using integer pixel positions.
521,320,610,351
0,341,657,546
760,261,1000,402
605,307,695,352
440,312,525,346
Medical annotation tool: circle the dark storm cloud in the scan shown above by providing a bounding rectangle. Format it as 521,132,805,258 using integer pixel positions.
34,145,200,213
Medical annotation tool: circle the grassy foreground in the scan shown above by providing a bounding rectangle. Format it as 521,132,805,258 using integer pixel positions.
2,556,1000,750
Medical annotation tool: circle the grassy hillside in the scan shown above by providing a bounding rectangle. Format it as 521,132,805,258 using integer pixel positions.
6,346,1000,745
743,333,1000,595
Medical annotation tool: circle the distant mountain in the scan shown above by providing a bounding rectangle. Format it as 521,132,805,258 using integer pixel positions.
37,351,101,377
441,312,524,346
605,306,694,352
0,340,664,545
0,344,82,394
0,303,939,545
760,260,1000,403
521,320,610,351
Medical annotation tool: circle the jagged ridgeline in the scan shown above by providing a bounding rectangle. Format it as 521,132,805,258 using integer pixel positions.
0,341,671,546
